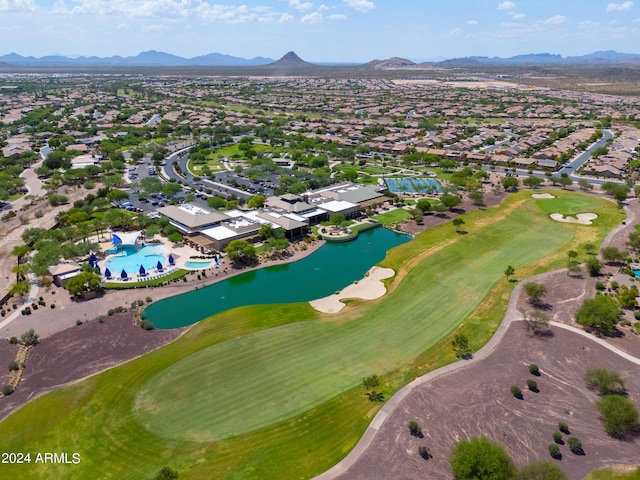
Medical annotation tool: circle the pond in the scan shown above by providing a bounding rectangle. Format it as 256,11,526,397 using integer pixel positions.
144,227,410,329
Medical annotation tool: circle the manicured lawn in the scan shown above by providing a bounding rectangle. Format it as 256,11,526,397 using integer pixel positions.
372,208,413,225
584,467,640,480
0,191,623,479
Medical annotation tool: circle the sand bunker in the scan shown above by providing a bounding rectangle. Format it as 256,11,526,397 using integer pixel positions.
532,193,556,199
309,267,395,314
550,212,598,225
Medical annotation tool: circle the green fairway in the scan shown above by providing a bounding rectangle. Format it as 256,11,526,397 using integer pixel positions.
0,191,624,480
585,467,640,480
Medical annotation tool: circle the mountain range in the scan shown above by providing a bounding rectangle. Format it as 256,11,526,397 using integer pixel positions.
1,50,640,67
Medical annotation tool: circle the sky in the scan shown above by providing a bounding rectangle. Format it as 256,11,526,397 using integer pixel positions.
2,0,640,62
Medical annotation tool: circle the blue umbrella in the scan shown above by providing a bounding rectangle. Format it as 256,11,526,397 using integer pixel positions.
89,252,97,264
168,254,175,265
139,264,146,276
120,269,128,280
105,267,112,278
157,261,163,271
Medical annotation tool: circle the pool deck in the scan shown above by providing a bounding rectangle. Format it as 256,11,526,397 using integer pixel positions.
98,236,210,282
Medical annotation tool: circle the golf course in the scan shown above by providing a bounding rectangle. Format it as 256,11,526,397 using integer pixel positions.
0,191,624,479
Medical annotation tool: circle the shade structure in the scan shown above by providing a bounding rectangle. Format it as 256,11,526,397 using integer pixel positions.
168,254,175,265
120,269,128,280
139,264,146,276
157,261,163,271
105,267,112,278
112,233,122,245
89,252,97,264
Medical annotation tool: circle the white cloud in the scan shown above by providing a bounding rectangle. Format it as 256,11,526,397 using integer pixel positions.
301,11,323,23
141,24,165,32
498,1,516,10
116,23,130,30
318,4,332,12
544,15,567,25
0,0,36,12
467,20,479,25
607,1,634,11
289,0,313,11
327,13,346,20
447,27,461,36
279,12,294,23
507,12,525,20
343,0,375,13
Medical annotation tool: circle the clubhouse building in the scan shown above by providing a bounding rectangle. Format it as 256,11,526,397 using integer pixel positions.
158,183,388,252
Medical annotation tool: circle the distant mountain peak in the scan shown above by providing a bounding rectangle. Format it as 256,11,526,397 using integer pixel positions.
268,51,314,67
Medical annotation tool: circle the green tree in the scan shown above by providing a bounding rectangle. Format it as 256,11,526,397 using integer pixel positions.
452,217,465,233
601,246,625,264
224,240,257,265
501,176,519,191
450,437,517,480
578,179,593,191
504,265,515,281
452,333,472,359
64,271,102,297
154,466,179,480
616,284,639,309
416,198,432,213
517,460,568,480
329,213,346,226
11,244,30,282
247,194,266,209
575,294,621,336
522,176,543,189
558,176,573,189
596,394,639,437
523,282,547,305
585,368,626,396
522,309,550,335
586,256,603,277
468,190,484,206
407,420,422,437
440,194,462,210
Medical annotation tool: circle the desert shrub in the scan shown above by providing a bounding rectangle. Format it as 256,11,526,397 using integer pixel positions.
8,336,18,344
146,296,153,303
408,420,422,437
548,444,561,459
567,437,583,455
634,310,640,320
552,431,563,444
511,385,522,399
50,303,55,309
452,333,472,359
8,361,19,371
140,320,155,330
20,329,39,346
97,316,104,324
418,446,432,460
76,319,83,325
517,461,568,480
527,379,538,392
611,281,619,290
595,281,606,291
528,363,540,376
584,368,625,396
596,395,639,437
2,385,14,396
153,466,178,480
558,422,570,434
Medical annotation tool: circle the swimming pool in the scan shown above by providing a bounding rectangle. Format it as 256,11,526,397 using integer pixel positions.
105,245,168,275
184,261,211,269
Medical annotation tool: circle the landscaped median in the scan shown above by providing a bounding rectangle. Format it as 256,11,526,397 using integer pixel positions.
102,269,188,289
0,190,624,480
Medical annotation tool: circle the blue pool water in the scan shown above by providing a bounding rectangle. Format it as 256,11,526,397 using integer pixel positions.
184,261,211,269
105,245,168,274
385,177,442,194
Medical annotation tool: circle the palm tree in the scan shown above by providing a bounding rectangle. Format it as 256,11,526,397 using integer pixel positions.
11,244,30,283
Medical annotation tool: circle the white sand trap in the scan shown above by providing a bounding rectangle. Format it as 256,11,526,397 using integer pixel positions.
532,193,556,199
550,212,598,225
309,266,395,314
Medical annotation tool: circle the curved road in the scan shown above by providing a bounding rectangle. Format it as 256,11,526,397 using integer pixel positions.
313,198,637,480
